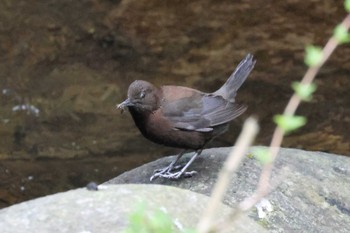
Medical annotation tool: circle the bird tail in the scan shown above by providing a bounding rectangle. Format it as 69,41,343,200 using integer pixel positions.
214,54,255,102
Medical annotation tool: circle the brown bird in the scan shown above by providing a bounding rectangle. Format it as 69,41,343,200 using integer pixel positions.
117,54,255,180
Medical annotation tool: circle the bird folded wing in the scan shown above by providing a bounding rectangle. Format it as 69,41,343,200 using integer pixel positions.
162,91,246,132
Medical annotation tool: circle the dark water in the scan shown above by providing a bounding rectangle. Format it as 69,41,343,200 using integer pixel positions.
1,0,349,208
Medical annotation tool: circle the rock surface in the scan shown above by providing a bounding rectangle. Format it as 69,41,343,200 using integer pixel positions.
107,147,350,233
0,184,266,233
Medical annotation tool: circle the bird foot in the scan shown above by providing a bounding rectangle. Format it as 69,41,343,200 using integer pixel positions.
150,169,197,181
150,150,201,181
153,164,183,174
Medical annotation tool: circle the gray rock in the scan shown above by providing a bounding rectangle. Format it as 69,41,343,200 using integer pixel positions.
0,184,266,233
106,147,350,233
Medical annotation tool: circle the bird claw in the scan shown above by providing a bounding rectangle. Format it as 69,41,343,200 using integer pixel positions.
150,170,197,181
182,171,198,178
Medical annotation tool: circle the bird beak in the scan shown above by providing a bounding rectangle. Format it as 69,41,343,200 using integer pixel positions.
117,98,134,113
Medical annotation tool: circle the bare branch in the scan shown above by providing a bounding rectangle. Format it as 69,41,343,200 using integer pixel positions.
237,13,350,214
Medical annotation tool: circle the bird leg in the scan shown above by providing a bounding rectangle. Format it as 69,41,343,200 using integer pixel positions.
150,150,202,181
153,150,186,174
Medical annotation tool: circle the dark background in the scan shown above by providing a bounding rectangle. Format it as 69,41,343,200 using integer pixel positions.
0,0,349,208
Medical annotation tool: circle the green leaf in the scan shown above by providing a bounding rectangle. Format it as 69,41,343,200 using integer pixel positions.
124,203,148,233
334,24,350,43
274,115,306,133
345,0,350,12
292,82,317,101
148,209,173,233
304,45,323,67
252,148,272,164
123,202,175,233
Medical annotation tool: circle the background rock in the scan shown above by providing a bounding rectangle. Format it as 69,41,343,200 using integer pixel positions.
107,147,350,233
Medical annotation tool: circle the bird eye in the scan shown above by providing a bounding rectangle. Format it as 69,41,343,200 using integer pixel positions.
140,91,146,99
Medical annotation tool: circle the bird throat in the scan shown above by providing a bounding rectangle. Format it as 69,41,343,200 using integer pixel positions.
128,106,154,136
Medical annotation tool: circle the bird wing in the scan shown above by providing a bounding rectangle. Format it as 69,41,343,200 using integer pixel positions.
161,86,246,132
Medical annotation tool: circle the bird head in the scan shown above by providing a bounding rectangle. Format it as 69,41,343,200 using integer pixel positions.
117,80,160,113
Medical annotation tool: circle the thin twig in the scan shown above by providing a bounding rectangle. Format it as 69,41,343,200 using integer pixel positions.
237,13,350,213
196,117,259,233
